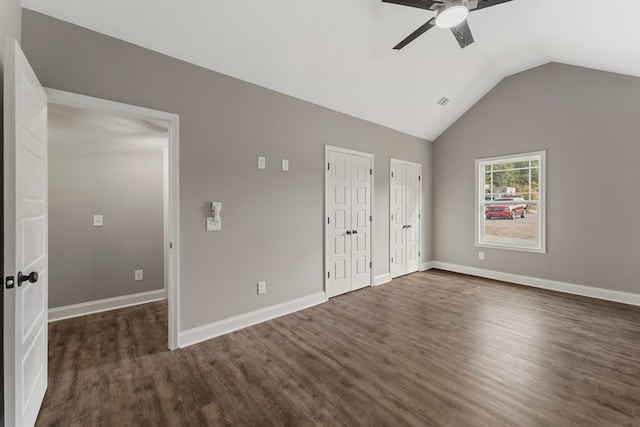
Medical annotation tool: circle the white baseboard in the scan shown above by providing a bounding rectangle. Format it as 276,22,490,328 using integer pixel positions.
420,261,435,271
179,292,327,348
374,273,391,286
431,261,640,307
48,289,166,322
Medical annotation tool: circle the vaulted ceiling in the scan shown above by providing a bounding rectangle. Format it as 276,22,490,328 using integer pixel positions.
22,0,640,141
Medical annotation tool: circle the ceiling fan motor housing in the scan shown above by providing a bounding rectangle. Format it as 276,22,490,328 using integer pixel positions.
435,0,469,28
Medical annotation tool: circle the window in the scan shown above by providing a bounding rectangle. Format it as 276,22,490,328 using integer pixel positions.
476,151,545,252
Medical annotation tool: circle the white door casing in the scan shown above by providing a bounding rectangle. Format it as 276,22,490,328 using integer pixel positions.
389,159,422,279
325,146,372,298
4,38,49,427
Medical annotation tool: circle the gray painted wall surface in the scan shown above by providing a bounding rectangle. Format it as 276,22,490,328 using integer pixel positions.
48,105,166,307
21,11,432,330
433,62,640,294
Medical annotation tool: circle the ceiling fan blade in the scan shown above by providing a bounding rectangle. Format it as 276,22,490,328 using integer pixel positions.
382,0,440,11
393,18,436,50
450,20,474,48
469,0,512,11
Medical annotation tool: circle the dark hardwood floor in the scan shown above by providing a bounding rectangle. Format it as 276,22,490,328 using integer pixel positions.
37,270,640,426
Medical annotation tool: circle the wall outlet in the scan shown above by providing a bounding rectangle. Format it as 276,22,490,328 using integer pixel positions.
257,281,266,295
134,270,144,281
478,251,485,261
282,159,289,171
93,215,104,227
258,156,266,170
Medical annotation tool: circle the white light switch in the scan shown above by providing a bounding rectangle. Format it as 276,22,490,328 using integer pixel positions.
479,251,485,260
93,215,104,227
258,156,266,169
134,270,143,281
282,159,289,171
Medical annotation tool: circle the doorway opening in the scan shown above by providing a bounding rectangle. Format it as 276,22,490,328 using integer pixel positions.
45,89,180,349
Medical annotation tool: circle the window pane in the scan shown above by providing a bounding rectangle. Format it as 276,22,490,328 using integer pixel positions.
477,152,544,252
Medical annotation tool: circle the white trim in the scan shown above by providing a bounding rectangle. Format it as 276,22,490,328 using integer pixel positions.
44,88,181,350
431,261,640,307
475,150,546,254
179,292,327,348
420,261,435,271
48,290,166,322
374,273,391,286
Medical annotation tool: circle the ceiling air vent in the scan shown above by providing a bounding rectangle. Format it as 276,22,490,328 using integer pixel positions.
437,96,450,107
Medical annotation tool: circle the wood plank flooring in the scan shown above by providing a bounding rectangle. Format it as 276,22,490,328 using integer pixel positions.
36,270,640,426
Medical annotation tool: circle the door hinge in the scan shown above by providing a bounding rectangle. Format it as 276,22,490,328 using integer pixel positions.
419,251,421,257
369,215,372,222
328,162,330,170
369,262,372,268
418,176,421,181
370,169,373,176
418,213,421,219
5,276,14,289
327,272,330,279
391,257,394,263
391,214,394,220
328,217,330,225
391,171,394,178
169,241,173,249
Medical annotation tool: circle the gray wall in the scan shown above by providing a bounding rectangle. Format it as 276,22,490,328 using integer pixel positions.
48,105,166,307
433,62,640,294
21,10,432,330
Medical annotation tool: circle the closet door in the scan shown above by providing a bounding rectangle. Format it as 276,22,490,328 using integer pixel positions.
390,159,422,279
390,161,406,278
350,154,371,291
326,147,372,298
327,150,352,298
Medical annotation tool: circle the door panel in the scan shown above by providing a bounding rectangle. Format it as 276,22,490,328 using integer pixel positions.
350,154,371,290
405,164,421,273
326,151,351,297
390,160,406,278
4,38,49,427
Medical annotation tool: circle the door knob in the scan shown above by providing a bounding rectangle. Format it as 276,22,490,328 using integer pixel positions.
346,230,352,235
352,230,358,234
18,271,38,287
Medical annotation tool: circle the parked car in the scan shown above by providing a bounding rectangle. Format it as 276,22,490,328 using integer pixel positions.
485,197,528,220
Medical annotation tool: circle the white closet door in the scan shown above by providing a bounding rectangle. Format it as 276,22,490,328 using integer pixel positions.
389,159,421,278
390,160,406,278
350,155,371,290
405,164,421,274
326,150,352,298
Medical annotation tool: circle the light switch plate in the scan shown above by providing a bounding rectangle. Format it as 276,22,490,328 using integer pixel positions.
93,215,103,227
282,159,289,171
134,270,144,281
258,156,266,169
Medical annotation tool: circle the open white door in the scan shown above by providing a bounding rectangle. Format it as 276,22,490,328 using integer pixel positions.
3,38,48,427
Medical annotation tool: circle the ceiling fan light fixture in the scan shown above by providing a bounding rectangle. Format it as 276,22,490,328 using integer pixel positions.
435,0,469,29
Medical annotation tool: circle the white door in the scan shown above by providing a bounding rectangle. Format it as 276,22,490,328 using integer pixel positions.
389,161,406,278
389,159,421,278
3,38,49,427
326,147,372,298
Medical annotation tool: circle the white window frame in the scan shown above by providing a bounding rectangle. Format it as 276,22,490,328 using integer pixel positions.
475,151,546,253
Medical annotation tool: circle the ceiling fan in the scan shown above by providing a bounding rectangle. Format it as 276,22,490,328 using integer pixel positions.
383,0,513,49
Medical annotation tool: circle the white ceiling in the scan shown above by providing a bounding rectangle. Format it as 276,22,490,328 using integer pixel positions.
22,0,640,141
